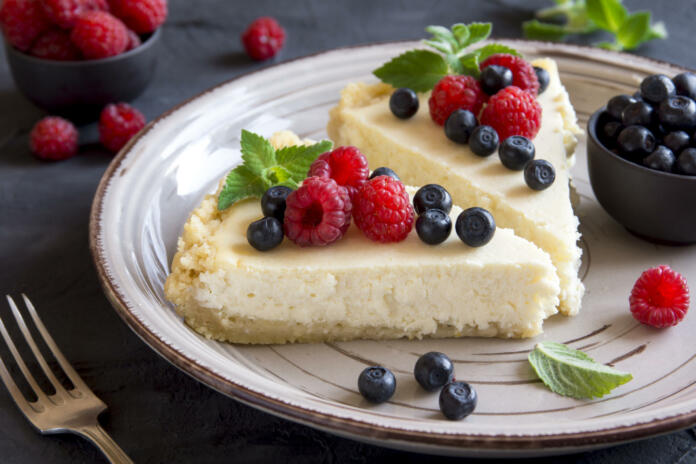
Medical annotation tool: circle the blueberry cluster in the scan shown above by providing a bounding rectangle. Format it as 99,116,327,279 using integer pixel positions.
598,72,696,175
246,185,292,251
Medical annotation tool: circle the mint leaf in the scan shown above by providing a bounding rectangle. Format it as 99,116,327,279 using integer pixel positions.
529,342,633,399
616,11,651,50
523,19,570,41
373,49,449,92
458,53,480,78
645,21,668,40
423,39,452,55
276,140,332,181
425,25,458,50
463,22,491,46
586,0,627,33
217,165,269,210
240,129,276,175
475,43,522,62
451,23,470,48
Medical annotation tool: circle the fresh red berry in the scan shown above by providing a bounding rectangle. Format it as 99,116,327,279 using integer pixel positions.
124,28,140,50
307,146,369,200
480,54,539,96
40,0,107,29
428,75,487,126
283,176,352,247
241,16,285,61
29,116,79,161
630,265,690,328
353,176,414,243
70,10,128,59
108,0,166,34
99,102,146,152
30,28,80,59
479,86,542,141
0,0,50,51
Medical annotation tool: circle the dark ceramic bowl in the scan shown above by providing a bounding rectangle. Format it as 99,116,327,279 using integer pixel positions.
4,28,161,120
587,108,696,244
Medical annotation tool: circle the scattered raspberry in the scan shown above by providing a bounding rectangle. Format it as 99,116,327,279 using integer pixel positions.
30,28,80,59
353,176,414,243
108,0,166,34
307,146,369,201
241,16,285,61
29,116,79,161
428,75,487,126
479,86,542,141
480,54,539,96
70,10,127,59
124,28,140,50
0,0,50,51
283,176,352,247
40,0,107,29
99,102,146,152
630,265,690,328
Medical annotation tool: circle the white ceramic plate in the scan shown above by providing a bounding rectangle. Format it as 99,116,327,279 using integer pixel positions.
89,41,696,457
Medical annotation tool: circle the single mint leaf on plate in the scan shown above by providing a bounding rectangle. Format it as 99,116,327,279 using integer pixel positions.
529,341,633,399
475,43,522,62
217,165,269,211
458,53,481,78
585,0,627,33
463,22,491,46
522,20,570,41
373,49,449,92
276,140,333,180
451,23,470,48
423,39,453,55
240,129,276,175
425,25,458,50
616,11,651,50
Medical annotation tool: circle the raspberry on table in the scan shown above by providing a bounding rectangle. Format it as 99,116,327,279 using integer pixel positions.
283,176,352,247
480,54,540,96
630,265,690,328
353,176,414,243
307,146,369,201
479,86,542,141
70,10,128,59
0,0,51,51
40,0,107,29
30,27,80,59
241,16,285,61
29,116,79,161
108,0,167,34
428,75,487,126
99,102,146,152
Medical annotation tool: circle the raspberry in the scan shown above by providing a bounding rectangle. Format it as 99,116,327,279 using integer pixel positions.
428,75,487,126
98,102,146,152
70,10,127,59
30,28,80,60
307,146,369,200
29,116,79,161
0,0,50,51
241,16,285,61
479,86,542,141
283,176,352,247
124,28,140,50
108,0,166,34
630,265,690,328
353,176,414,243
40,0,107,29
480,54,539,95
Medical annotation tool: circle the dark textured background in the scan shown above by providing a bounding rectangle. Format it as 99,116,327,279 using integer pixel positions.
1,0,695,462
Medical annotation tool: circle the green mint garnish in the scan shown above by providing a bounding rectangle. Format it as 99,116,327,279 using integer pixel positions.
217,130,332,211
528,341,633,399
373,22,521,91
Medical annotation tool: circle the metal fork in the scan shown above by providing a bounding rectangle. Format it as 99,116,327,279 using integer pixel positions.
0,295,132,464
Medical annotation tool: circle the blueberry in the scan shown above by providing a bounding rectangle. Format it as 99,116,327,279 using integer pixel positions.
439,381,477,420
416,209,452,245
617,125,656,160
246,217,284,251
358,366,396,403
499,135,535,170
413,184,452,215
456,207,495,247
606,94,637,120
261,185,293,222
673,72,696,100
389,87,419,119
632,91,644,102
534,66,550,94
640,74,676,104
444,109,478,144
480,65,513,95
621,101,654,127
643,146,676,172
369,166,400,181
658,96,696,131
677,148,696,175
469,125,499,157
414,352,454,391
663,131,690,154
599,120,623,148
524,159,556,191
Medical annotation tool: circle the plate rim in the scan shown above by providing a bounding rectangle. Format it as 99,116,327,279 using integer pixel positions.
88,39,696,451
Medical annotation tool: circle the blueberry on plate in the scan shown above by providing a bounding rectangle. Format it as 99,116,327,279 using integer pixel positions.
677,148,696,175
643,146,676,172
456,207,496,247
469,125,499,157
524,159,556,191
606,94,637,120
369,166,400,181
444,109,478,144
499,135,535,170
621,101,654,127
414,352,454,391
389,87,419,119
413,184,452,215
616,125,656,159
534,66,550,94
673,72,696,100
663,131,690,154
640,74,676,104
261,185,293,222
358,366,396,403
416,209,452,245
599,120,623,148
658,95,696,131
439,381,477,420
480,65,513,95
247,217,284,251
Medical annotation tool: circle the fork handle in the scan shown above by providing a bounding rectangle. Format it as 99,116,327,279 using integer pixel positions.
77,425,133,464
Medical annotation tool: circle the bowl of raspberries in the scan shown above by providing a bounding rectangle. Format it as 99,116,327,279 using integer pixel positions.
587,72,696,244
0,0,166,116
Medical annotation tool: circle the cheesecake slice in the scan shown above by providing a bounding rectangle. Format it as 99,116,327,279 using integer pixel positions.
327,58,584,316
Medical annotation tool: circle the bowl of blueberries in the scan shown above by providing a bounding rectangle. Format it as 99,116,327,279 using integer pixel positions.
587,72,696,244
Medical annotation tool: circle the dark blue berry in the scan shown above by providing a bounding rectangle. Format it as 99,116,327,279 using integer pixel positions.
621,101,654,127
499,135,535,170
632,91,644,102
677,148,696,175
456,207,495,247
480,65,513,95
643,146,676,172
369,166,400,181
358,366,396,403
606,95,637,120
389,88,419,119
247,217,284,251
416,209,452,245
439,381,477,420
599,120,623,148
640,74,676,104
444,109,478,144
534,66,550,94
413,184,452,215
663,131,690,154
261,185,293,222
673,72,696,100
524,159,556,191
469,125,499,157
617,125,656,160
414,352,454,391
658,96,696,131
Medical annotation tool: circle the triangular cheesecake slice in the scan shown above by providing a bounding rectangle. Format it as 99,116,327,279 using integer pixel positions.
328,58,584,316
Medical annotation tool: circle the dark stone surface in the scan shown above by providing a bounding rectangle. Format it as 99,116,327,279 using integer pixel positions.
0,0,695,462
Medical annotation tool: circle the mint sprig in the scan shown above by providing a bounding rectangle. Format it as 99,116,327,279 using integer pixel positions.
217,130,332,211
528,342,633,399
